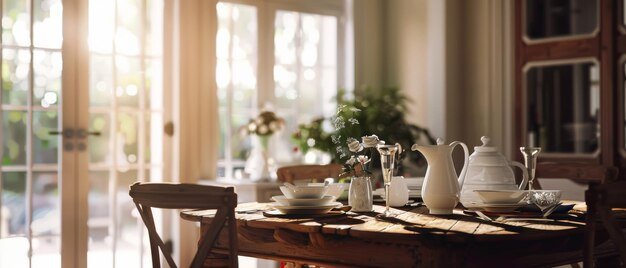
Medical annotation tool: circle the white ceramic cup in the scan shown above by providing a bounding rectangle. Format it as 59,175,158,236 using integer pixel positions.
387,176,409,207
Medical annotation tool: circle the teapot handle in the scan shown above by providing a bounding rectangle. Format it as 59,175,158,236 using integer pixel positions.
509,161,529,190
449,141,469,191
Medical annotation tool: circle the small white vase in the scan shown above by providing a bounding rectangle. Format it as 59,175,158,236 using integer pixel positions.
388,176,409,207
244,135,271,180
349,176,373,212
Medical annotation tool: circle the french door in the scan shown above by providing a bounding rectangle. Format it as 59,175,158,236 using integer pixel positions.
0,0,168,267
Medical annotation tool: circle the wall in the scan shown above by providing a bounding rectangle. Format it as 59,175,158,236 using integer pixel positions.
353,0,385,89
368,0,513,157
384,0,429,127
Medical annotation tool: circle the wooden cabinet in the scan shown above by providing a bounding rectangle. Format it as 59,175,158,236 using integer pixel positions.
514,0,626,179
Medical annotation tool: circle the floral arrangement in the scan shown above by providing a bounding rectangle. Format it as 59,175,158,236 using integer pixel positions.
341,135,385,178
242,110,285,137
328,104,386,178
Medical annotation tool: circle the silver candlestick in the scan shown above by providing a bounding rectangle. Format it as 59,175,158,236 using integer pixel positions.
520,147,541,191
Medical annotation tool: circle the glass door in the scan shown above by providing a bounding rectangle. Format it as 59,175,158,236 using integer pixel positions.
0,0,64,266
86,0,165,267
0,0,167,267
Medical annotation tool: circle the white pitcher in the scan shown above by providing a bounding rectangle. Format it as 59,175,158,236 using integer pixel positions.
411,138,469,215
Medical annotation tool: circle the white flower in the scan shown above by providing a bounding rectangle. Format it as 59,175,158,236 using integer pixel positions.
356,155,370,166
362,135,383,148
247,123,257,132
269,121,279,131
258,125,268,135
346,156,356,166
347,138,363,152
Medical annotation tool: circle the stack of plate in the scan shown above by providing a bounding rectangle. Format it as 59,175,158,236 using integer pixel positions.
271,195,340,214
270,184,341,215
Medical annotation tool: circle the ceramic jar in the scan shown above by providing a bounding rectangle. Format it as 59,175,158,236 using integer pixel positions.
388,176,409,207
349,176,373,212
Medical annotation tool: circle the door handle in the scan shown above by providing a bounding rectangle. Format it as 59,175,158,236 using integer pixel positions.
77,128,102,139
49,128,101,139
49,129,75,138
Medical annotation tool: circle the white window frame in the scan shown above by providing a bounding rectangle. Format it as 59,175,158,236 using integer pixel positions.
213,0,348,180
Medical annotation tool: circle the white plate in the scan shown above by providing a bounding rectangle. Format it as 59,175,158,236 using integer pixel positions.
271,202,342,215
474,189,526,204
271,195,336,206
472,202,526,213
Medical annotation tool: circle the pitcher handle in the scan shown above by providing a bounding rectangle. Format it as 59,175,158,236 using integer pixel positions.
449,141,469,190
509,161,529,190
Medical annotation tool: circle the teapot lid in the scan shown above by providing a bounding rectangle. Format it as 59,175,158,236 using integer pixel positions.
474,136,497,152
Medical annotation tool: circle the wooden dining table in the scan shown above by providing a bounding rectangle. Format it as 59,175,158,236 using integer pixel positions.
181,201,615,267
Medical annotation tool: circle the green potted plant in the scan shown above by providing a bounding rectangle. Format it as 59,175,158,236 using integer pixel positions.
291,87,435,178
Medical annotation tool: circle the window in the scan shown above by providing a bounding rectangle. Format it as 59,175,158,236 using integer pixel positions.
215,0,346,179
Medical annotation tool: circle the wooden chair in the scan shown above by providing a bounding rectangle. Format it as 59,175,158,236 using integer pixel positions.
536,163,626,267
276,164,343,184
585,175,626,268
129,182,238,268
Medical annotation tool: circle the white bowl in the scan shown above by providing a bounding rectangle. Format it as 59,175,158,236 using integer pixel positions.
272,195,336,206
474,189,526,204
280,185,328,199
312,183,347,199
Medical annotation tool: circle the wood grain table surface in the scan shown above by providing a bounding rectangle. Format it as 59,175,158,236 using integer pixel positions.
181,201,611,267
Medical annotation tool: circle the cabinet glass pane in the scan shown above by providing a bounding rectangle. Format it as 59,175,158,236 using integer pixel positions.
525,0,598,40
525,61,599,153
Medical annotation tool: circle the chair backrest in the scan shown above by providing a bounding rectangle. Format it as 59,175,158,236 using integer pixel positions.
525,163,623,267
129,182,238,268
586,179,626,268
535,163,618,201
276,164,343,184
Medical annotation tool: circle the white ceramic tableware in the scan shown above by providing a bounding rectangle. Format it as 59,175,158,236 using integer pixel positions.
272,202,341,215
280,184,328,199
319,183,347,199
412,138,469,215
387,176,409,207
474,189,527,204
460,136,529,208
480,202,526,213
272,195,336,206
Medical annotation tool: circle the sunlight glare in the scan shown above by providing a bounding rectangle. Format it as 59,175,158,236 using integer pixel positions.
13,14,30,46
216,28,231,59
216,60,231,88
126,85,138,96
115,28,140,55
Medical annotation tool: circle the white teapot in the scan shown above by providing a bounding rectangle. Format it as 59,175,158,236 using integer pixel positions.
460,136,528,208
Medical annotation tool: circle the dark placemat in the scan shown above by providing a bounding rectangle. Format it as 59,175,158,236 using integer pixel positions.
263,209,346,218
